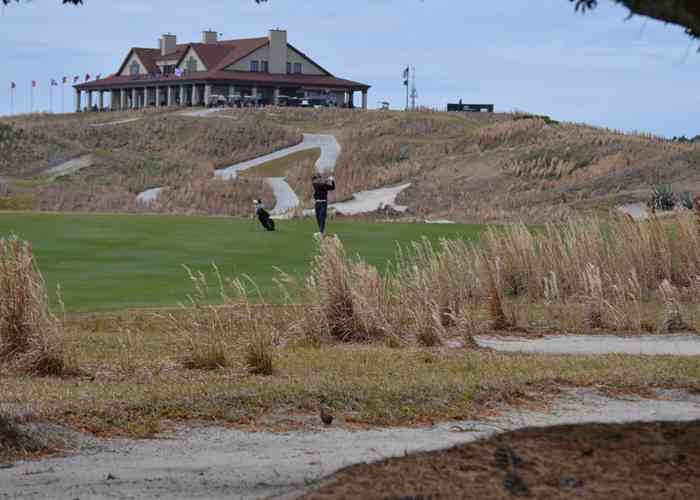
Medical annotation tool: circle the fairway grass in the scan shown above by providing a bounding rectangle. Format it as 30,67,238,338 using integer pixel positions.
0,211,487,312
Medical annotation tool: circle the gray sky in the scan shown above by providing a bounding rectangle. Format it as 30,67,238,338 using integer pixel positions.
1,0,697,137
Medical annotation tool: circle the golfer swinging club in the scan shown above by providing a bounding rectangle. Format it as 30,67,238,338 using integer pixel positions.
312,173,335,235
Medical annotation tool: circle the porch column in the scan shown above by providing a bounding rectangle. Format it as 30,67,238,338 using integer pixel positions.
132,88,137,109
179,85,185,106
251,86,258,107
192,84,199,106
74,88,81,112
120,89,126,110
228,84,235,97
155,87,161,108
167,86,173,106
362,90,368,110
347,90,354,108
273,87,280,106
99,91,104,110
87,91,93,110
204,84,212,106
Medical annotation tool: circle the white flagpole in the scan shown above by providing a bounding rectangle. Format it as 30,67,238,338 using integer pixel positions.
49,83,53,113
61,81,65,113
10,86,13,116
30,83,33,113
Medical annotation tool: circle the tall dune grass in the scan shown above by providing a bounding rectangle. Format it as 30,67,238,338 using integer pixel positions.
0,236,67,375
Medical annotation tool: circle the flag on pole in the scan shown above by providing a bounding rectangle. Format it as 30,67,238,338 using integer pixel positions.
95,74,101,80
73,76,79,83
62,76,67,84
10,82,16,89
175,68,182,78
50,79,58,86
85,74,91,82
403,66,409,86
32,80,37,88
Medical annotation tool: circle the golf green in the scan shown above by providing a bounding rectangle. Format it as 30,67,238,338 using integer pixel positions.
0,212,488,312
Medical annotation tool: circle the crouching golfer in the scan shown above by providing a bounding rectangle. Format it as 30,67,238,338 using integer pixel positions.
312,173,335,235
254,199,275,231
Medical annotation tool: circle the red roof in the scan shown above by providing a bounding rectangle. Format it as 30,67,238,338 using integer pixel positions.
76,70,369,90
85,36,370,91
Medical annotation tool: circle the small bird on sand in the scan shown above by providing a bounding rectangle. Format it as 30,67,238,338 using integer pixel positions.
319,401,334,426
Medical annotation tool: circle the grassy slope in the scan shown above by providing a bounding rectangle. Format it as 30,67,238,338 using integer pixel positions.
239,148,321,178
0,212,486,312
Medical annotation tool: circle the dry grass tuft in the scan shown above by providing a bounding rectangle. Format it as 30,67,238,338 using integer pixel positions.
161,266,277,373
484,261,509,330
0,236,68,376
658,280,694,334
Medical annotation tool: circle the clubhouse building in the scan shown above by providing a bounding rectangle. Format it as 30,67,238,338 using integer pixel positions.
74,29,370,111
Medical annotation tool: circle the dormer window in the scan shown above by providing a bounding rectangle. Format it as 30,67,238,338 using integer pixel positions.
286,62,292,74
261,60,269,72
294,62,302,74
186,56,198,73
250,60,259,72
130,61,140,76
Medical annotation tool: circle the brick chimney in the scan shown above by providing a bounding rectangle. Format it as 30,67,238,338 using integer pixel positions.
160,34,177,56
268,29,287,74
202,30,218,44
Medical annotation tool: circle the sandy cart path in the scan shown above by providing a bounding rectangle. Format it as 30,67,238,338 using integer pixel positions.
2,388,699,500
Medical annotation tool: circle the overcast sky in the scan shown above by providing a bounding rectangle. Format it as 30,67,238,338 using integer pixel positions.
1,0,697,137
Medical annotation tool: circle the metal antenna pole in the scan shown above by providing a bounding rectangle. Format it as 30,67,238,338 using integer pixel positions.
410,66,417,111
405,63,409,111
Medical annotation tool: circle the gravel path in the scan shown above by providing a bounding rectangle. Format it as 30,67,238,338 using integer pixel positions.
331,183,411,215
214,133,340,181
475,333,700,356
43,155,93,179
135,187,164,205
91,118,141,127
2,388,698,500
267,178,300,215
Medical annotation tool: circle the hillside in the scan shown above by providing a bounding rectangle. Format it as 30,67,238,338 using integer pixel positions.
253,108,700,222
1,108,698,222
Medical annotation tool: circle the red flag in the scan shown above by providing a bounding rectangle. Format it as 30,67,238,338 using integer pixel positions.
73,76,79,83
85,73,90,81
10,82,16,89
31,80,37,88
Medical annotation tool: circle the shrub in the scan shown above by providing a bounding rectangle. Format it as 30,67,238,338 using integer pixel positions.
0,236,67,376
648,183,676,211
679,191,693,210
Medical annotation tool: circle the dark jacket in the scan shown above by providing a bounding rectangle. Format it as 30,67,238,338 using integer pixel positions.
313,179,335,201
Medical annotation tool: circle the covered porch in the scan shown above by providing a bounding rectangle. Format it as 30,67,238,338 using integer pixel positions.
75,81,369,112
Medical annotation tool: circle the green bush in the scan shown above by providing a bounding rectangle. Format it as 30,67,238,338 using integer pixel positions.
648,184,676,211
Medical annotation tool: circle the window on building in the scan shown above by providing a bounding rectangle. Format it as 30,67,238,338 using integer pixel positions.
130,62,140,76
186,57,198,73
286,62,292,74
261,60,269,72
294,62,302,74
162,65,175,76
250,60,259,72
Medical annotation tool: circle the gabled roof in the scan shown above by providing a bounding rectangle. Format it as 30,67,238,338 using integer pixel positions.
116,48,161,76
86,35,369,89
183,43,236,70
209,37,270,71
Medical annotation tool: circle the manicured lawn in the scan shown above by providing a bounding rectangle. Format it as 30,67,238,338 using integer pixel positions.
0,212,488,312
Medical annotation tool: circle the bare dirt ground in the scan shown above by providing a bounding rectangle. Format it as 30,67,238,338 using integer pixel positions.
1,388,699,500
301,411,700,500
